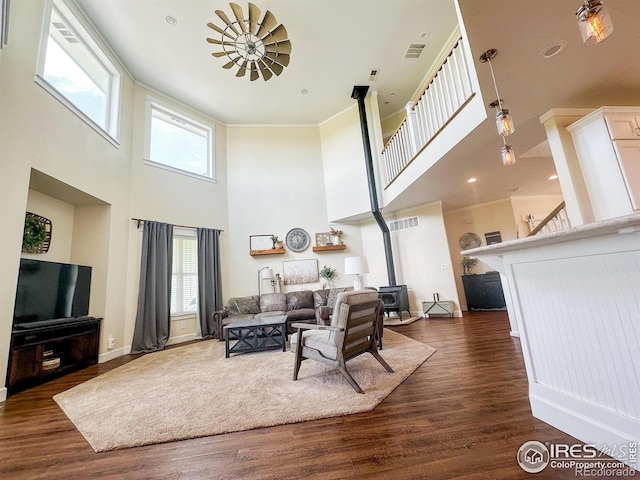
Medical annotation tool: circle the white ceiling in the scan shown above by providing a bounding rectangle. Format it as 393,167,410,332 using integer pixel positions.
75,0,640,215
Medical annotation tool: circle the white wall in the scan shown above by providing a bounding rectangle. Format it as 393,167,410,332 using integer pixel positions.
224,126,366,299
319,105,372,222
362,202,460,316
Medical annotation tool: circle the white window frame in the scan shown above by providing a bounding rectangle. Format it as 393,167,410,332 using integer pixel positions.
171,229,198,318
144,97,216,182
35,0,122,145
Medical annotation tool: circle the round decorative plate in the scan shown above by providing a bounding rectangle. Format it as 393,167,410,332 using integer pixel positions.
285,228,310,252
459,232,481,250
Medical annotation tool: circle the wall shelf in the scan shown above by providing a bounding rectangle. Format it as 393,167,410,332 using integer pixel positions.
250,248,285,256
312,245,346,252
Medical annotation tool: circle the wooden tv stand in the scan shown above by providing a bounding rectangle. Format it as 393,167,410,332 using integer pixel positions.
7,317,102,395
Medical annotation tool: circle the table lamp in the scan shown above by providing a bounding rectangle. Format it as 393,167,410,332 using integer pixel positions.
344,256,369,290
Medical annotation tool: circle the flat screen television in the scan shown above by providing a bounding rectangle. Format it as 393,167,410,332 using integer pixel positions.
13,259,92,329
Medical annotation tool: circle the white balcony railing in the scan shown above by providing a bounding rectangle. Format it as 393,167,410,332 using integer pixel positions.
382,37,474,187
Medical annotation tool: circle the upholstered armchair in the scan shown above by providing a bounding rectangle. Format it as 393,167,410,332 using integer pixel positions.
291,290,393,394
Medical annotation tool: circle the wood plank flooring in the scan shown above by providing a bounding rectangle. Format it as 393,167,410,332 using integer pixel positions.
0,312,626,479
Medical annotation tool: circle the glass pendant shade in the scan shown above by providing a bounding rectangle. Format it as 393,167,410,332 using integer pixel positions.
501,144,517,166
577,0,613,45
496,109,515,136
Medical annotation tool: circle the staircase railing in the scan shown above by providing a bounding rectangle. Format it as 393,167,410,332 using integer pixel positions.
382,37,475,187
527,201,570,236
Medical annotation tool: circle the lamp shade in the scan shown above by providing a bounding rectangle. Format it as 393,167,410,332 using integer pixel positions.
261,268,274,280
577,0,613,45
344,256,369,275
496,109,515,136
501,144,517,166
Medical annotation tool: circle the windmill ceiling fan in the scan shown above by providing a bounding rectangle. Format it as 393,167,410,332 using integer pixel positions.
206,2,291,81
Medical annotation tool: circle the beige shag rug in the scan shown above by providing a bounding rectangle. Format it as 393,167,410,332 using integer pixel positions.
54,330,435,452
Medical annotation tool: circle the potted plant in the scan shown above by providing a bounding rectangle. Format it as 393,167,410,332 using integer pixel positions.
270,235,279,249
319,265,337,288
461,256,477,275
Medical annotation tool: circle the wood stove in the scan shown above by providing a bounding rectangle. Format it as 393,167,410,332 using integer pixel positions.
378,285,410,318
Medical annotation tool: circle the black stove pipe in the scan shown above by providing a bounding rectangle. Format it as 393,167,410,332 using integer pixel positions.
351,86,397,286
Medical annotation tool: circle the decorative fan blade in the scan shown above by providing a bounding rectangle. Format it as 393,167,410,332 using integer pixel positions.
223,57,241,69
206,38,235,47
265,51,290,67
207,22,234,40
236,61,248,77
257,60,274,81
230,3,246,33
248,3,261,34
265,40,292,55
211,51,227,58
256,10,277,38
262,57,284,76
215,10,239,36
262,24,288,44
249,62,259,81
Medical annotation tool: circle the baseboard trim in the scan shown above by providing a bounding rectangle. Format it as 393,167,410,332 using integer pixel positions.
99,347,127,363
530,385,639,468
0,387,7,403
167,333,197,346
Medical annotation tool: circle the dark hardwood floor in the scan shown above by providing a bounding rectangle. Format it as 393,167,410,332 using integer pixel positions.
0,312,629,479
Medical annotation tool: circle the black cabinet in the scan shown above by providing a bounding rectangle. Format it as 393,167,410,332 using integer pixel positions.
462,272,506,311
7,317,102,395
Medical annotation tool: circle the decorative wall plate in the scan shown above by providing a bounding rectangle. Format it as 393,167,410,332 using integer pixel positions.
459,232,481,250
285,228,310,252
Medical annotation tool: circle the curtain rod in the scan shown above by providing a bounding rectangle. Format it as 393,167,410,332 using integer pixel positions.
131,218,224,232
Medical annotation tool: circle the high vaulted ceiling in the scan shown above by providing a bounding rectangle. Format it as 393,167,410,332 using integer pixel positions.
75,0,640,214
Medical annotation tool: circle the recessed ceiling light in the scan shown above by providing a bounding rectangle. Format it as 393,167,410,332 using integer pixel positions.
468,177,477,183
301,89,308,95
420,32,429,40
539,41,566,59
389,92,396,97
165,15,177,25
549,174,559,180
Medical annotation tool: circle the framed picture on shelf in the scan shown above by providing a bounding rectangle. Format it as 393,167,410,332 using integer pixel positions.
315,232,332,247
283,259,318,285
484,231,502,245
250,234,274,251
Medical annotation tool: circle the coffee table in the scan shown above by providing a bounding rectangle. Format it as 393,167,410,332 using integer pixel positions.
223,315,288,358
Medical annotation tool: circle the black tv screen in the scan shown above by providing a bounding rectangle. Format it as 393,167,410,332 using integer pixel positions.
13,259,92,328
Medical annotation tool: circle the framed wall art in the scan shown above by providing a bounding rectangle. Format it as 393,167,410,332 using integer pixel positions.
250,234,274,251
282,259,318,285
315,232,332,247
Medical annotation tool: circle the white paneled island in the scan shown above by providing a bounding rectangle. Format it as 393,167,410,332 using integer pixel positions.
463,213,640,467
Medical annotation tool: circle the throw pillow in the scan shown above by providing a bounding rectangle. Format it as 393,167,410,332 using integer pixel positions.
313,289,329,308
233,296,261,315
327,287,346,309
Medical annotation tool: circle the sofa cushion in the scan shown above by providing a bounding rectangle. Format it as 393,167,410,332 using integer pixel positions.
285,308,315,321
260,293,287,312
228,295,260,316
313,289,330,308
255,310,286,318
287,290,314,310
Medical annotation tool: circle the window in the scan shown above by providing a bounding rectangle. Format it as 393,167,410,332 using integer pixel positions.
36,0,121,141
145,99,214,180
171,235,198,316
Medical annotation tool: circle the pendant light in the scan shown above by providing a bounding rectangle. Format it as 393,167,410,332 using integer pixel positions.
501,140,517,167
480,48,516,166
576,0,614,45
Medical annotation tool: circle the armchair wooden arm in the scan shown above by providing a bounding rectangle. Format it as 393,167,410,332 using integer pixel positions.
291,322,344,332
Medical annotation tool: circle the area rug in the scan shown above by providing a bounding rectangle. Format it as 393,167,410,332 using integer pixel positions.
53,330,435,452
383,316,423,326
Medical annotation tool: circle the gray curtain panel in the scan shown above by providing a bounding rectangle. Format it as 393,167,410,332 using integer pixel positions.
131,221,173,353
196,228,223,338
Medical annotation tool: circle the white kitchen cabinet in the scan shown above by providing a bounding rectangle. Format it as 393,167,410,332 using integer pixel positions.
568,107,640,220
